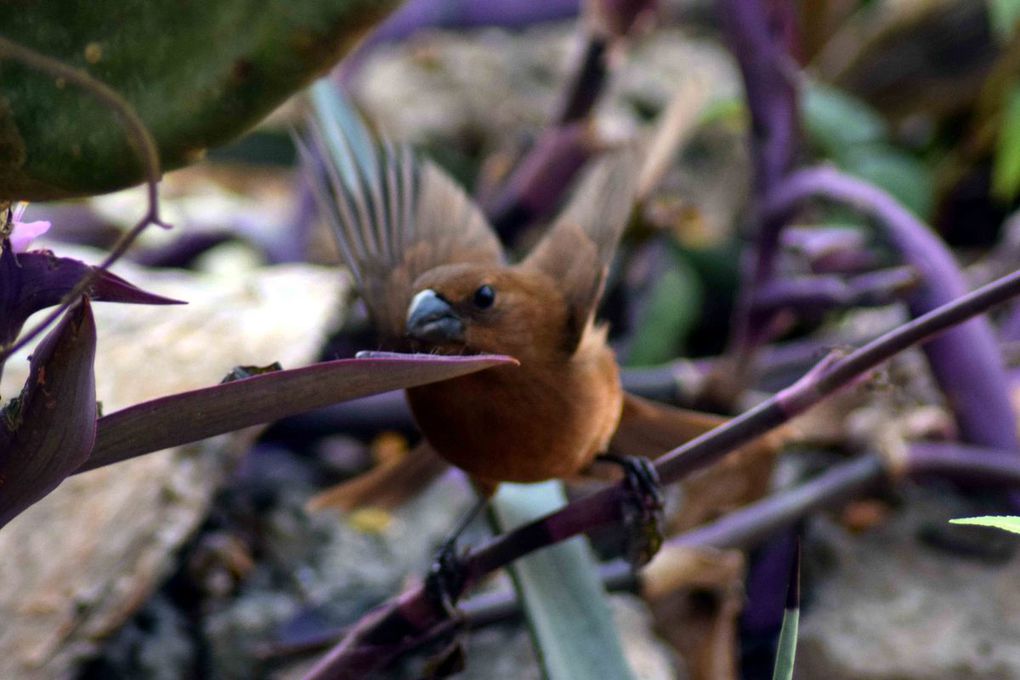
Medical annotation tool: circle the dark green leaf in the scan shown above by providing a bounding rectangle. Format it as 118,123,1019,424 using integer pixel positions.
626,248,702,367
802,83,888,161
841,145,933,219
0,0,398,199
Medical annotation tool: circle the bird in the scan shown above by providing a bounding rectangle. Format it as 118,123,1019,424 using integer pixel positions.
298,88,785,569
299,83,643,504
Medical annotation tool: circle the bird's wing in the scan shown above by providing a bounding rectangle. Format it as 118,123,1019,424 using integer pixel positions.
299,83,505,345
521,146,638,353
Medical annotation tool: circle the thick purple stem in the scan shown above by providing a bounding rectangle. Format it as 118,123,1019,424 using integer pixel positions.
485,122,598,240
751,267,918,316
765,165,1018,452
905,442,1020,487
718,0,800,361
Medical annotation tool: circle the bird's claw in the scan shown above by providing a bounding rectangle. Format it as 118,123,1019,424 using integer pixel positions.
425,537,469,619
599,454,664,566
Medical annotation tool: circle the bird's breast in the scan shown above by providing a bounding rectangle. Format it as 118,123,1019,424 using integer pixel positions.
405,350,622,485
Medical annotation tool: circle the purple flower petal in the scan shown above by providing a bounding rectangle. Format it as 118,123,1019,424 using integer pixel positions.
9,220,51,253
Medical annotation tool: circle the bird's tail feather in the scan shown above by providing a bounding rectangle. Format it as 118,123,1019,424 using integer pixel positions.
306,440,451,512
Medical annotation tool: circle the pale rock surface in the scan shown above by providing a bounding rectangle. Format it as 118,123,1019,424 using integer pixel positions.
797,486,1020,680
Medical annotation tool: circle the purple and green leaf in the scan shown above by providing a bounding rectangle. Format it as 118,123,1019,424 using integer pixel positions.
0,298,97,528
0,246,183,349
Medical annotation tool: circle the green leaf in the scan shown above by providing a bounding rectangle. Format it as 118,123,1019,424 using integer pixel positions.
772,541,800,680
772,606,800,680
802,83,888,161
992,85,1020,203
0,0,397,200
489,482,635,680
949,515,1020,535
841,145,933,219
626,246,703,367
988,0,1020,42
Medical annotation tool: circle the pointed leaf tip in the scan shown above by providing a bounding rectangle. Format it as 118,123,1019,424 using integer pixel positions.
85,352,519,473
0,298,97,528
786,537,801,610
949,516,1020,535
1,250,183,346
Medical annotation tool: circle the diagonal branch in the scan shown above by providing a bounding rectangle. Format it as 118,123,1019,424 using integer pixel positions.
303,266,1020,679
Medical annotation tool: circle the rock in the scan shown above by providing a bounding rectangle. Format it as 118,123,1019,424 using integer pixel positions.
353,24,737,146
0,250,346,679
797,484,1020,680
75,594,195,680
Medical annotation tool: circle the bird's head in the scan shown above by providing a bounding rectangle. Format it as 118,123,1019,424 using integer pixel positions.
405,263,569,360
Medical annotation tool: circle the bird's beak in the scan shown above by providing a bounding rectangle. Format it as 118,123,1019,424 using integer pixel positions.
406,289,465,344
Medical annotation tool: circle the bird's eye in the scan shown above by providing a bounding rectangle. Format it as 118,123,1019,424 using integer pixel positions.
472,284,496,309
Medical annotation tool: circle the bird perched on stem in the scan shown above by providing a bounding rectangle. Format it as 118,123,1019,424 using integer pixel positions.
299,81,650,496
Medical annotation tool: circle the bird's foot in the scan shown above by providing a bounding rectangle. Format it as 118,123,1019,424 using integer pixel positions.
425,536,469,618
598,454,664,566
425,496,487,616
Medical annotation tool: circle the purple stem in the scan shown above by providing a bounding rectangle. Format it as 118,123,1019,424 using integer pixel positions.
336,0,581,86
905,442,1020,487
302,268,1020,680
286,441,1020,666
485,122,599,241
718,0,800,358
676,456,883,551
485,0,656,242
780,225,879,274
765,165,1019,452
751,266,918,316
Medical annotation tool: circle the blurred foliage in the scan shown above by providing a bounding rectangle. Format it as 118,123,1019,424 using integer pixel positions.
988,0,1020,42
803,83,933,218
0,0,396,201
626,245,704,367
992,85,1020,202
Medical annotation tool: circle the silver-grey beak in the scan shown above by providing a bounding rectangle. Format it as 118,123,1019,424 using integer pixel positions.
406,289,465,344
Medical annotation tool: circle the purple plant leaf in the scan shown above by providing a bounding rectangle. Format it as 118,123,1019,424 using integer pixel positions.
81,352,518,473
0,298,97,528
0,247,184,346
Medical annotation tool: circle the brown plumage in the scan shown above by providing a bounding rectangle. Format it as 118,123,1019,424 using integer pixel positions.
300,94,636,499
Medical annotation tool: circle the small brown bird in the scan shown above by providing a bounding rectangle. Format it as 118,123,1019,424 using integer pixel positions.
301,91,639,500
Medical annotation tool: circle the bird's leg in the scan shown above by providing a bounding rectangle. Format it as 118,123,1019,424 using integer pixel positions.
425,496,487,617
597,454,665,566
